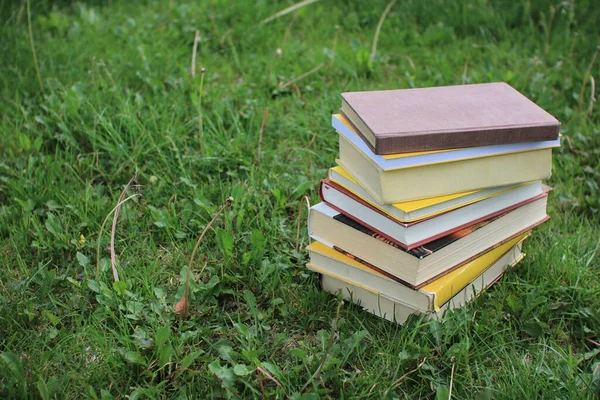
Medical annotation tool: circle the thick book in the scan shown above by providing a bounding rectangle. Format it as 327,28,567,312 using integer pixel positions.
328,166,540,223
332,113,561,171
320,240,524,324
337,131,553,204
308,199,548,288
320,178,546,249
340,82,560,155
308,236,526,312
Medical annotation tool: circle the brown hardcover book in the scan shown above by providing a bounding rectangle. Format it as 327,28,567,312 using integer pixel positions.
340,82,560,155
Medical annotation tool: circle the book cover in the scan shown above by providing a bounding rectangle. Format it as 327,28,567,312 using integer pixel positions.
340,82,560,155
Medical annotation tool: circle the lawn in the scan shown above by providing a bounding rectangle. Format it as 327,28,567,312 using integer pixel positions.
1,0,599,398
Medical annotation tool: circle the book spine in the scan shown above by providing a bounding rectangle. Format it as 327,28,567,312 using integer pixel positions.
377,125,560,155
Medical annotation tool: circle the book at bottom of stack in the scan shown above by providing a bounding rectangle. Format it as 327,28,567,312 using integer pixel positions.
307,234,526,324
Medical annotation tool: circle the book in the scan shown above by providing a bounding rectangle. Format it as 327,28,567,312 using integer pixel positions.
308,235,526,312
328,166,540,223
332,113,561,171
340,82,560,155
338,132,553,204
320,178,545,249
320,239,524,324
308,198,548,288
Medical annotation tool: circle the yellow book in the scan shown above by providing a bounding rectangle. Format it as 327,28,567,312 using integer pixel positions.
328,165,539,223
337,133,553,204
308,232,528,313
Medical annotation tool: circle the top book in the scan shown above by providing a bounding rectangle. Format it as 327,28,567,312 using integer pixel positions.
340,82,560,155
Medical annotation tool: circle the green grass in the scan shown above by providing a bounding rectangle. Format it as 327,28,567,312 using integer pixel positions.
1,0,599,398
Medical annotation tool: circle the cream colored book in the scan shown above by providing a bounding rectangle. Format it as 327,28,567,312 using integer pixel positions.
308,236,526,312
308,199,548,288
337,133,554,204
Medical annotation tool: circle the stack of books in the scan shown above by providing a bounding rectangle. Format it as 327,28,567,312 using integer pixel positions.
307,82,561,324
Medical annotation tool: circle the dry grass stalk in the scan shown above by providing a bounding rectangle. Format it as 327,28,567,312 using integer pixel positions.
281,11,301,47
110,174,138,282
588,76,596,116
257,368,266,398
256,366,286,398
462,62,469,84
280,63,326,90
198,67,206,153
370,0,397,62
0,278,13,301
307,130,318,147
295,195,311,251
26,0,44,95
562,135,580,154
585,337,600,347
388,357,427,391
261,0,321,25
257,107,269,163
578,45,599,111
256,366,284,390
175,197,234,318
400,54,415,70
291,83,302,98
191,30,201,77
330,25,340,66
448,358,456,399
96,193,140,281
